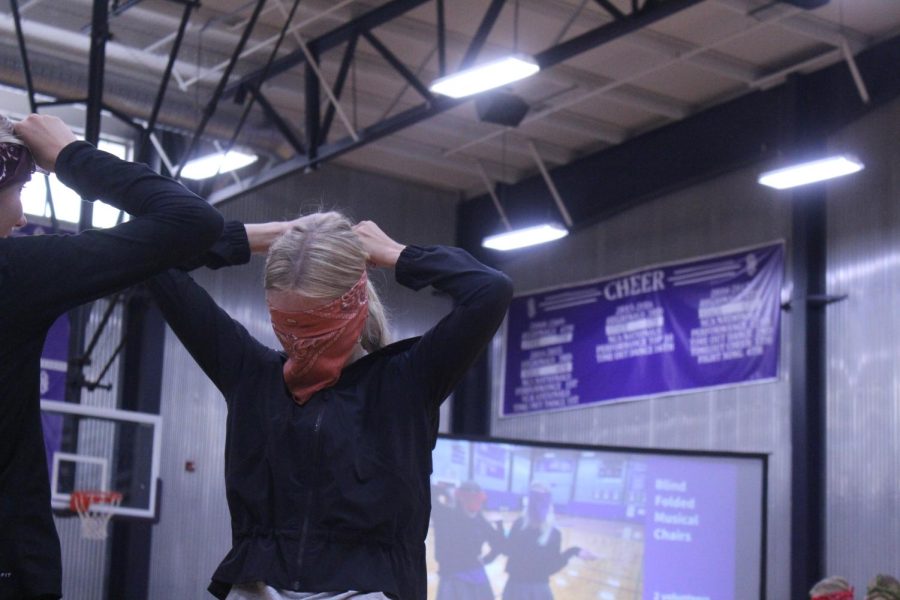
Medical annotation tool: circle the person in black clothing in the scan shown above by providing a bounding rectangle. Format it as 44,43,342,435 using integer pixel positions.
145,212,513,600
502,484,595,600
0,113,223,600
432,481,504,600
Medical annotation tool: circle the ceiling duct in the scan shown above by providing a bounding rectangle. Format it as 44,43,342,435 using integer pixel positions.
475,92,530,127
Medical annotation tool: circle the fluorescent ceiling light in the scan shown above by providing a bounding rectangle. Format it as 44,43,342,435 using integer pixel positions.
482,223,568,251
758,155,864,189
181,150,258,180
430,55,540,99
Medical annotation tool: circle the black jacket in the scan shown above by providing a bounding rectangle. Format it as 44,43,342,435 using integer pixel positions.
146,232,512,600
432,503,504,576
503,518,580,583
0,141,223,600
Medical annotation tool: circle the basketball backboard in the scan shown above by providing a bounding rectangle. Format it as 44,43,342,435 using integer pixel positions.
41,400,161,520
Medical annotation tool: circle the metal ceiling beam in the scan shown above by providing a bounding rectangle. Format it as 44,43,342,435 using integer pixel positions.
316,1,693,118
1,0,686,127
715,0,869,52
138,0,196,160
169,0,360,86
261,82,575,166
222,0,433,99
362,30,434,102
111,0,194,17
174,0,267,178
441,0,800,158
319,34,358,145
459,0,506,70
592,0,625,20
535,0,705,68
209,0,705,204
521,0,761,82
219,0,306,177
250,86,307,155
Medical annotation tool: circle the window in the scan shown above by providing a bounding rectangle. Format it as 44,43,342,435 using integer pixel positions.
22,138,132,229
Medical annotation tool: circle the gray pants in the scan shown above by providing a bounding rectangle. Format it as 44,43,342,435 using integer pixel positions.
225,583,390,600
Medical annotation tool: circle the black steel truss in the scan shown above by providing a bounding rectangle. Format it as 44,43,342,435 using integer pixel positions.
593,0,626,20
207,0,705,202
173,0,268,178
137,0,196,160
7,0,704,349
212,0,305,189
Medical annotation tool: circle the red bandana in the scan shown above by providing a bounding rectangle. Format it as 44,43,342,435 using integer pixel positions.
269,272,368,405
812,590,854,600
0,143,35,190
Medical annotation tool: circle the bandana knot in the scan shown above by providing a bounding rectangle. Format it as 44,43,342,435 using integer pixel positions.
0,143,35,190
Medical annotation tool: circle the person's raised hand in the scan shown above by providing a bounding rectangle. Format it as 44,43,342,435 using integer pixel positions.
13,115,77,173
352,220,405,268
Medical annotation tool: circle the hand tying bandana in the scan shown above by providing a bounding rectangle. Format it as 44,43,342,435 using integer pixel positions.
269,272,369,405
0,143,36,190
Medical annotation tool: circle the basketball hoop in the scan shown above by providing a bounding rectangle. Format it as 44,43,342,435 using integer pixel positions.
69,490,122,540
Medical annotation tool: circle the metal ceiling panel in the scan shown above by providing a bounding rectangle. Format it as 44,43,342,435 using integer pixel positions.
1,0,897,199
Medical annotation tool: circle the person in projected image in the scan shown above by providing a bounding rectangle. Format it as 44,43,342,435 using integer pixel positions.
866,574,900,600
432,481,505,600
501,484,597,600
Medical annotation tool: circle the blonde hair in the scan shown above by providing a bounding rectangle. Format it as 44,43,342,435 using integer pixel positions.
0,115,24,146
265,211,390,352
810,576,852,598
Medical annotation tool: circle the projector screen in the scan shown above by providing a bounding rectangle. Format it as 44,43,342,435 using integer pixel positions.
427,436,766,600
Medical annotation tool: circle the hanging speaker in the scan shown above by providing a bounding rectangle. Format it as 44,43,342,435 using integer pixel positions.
475,92,530,128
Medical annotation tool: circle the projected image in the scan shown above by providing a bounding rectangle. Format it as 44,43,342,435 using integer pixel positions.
427,438,765,600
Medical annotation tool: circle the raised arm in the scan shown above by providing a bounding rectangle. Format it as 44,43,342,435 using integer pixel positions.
6,115,223,322
145,221,268,397
353,221,513,415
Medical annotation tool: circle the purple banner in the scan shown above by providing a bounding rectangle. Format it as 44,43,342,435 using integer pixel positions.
502,242,783,416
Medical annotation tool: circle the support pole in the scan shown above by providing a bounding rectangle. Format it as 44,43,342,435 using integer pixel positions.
475,160,512,231
787,73,826,600
527,140,574,228
66,0,110,405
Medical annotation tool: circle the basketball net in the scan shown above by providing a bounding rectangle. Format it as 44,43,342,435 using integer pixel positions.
69,490,122,540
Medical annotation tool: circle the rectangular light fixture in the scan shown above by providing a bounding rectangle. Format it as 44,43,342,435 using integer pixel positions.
430,55,540,99
758,155,864,189
482,223,568,251
181,150,258,180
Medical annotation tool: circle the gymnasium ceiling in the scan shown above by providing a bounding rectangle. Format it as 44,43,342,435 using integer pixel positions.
0,0,897,202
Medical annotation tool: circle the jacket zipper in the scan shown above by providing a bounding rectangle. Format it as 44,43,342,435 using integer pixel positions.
296,399,326,571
